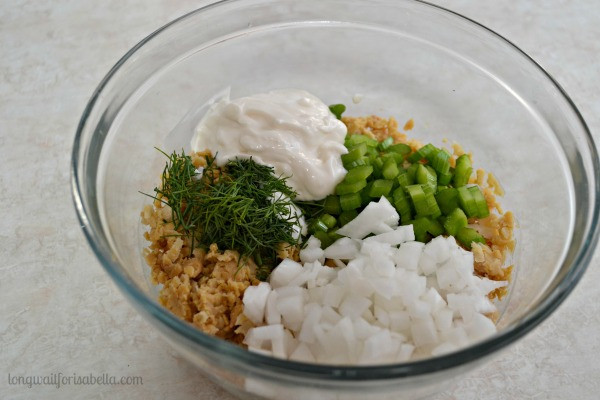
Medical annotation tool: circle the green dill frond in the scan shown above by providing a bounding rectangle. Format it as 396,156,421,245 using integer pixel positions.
143,150,303,278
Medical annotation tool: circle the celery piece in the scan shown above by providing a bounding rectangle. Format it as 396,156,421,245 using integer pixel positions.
323,195,341,215
345,134,371,147
382,152,405,164
388,143,411,156
431,150,451,175
456,227,486,250
457,186,478,218
427,217,444,236
360,182,373,206
443,208,467,236
338,210,359,227
453,154,472,187
438,215,447,227
425,165,438,192
335,179,367,195
320,214,337,229
368,179,394,198
366,145,379,158
393,187,413,223
406,184,429,217
344,165,373,183
347,158,369,169
310,219,329,234
396,169,414,188
416,164,437,192
341,144,367,167
378,137,394,151
407,163,419,182
314,230,334,249
468,186,490,218
422,184,442,218
345,134,378,148
328,231,344,242
435,187,459,215
437,169,453,186
408,143,437,163
407,217,430,242
340,193,362,211
372,157,385,179
382,157,400,180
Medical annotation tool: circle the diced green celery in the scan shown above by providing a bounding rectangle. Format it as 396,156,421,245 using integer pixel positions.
382,158,400,180
340,193,362,211
388,143,411,156
456,227,486,250
421,184,442,218
393,187,413,222
427,218,444,236
338,210,358,226
457,186,478,218
406,216,444,242
435,187,459,215
453,154,472,187
314,230,333,249
382,152,405,164
372,157,385,179
438,215,447,227
360,182,373,206
320,214,337,229
345,134,371,147
407,163,419,182
310,219,328,233
365,146,379,158
437,169,453,186
323,195,341,215
368,179,394,197
341,144,367,166
344,165,373,183
347,157,369,169
444,208,467,236
431,150,451,175
396,169,414,188
416,164,437,192
408,143,437,163
328,231,344,242
468,186,490,218
408,217,430,242
378,137,394,151
406,184,429,217
335,179,367,195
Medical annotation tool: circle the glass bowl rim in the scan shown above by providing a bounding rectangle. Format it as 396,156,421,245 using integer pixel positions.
71,0,600,381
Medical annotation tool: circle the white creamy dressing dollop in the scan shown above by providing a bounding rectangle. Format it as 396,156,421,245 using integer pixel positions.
190,89,348,200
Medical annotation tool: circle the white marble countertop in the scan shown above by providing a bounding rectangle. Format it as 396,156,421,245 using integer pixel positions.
1,1,599,399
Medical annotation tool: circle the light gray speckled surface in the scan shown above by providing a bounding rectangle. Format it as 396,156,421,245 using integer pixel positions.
1,1,599,399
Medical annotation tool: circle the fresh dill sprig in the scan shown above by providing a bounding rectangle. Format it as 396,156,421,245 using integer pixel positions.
143,150,302,280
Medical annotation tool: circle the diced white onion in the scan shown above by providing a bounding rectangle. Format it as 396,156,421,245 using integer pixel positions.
243,201,502,365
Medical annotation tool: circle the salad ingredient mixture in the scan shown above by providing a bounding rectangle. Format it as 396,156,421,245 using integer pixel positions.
190,89,348,200
141,89,515,364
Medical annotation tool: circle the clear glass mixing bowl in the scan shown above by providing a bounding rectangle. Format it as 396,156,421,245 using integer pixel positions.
71,0,599,398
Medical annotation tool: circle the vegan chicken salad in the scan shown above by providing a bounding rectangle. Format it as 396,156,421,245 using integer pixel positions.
141,89,515,364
